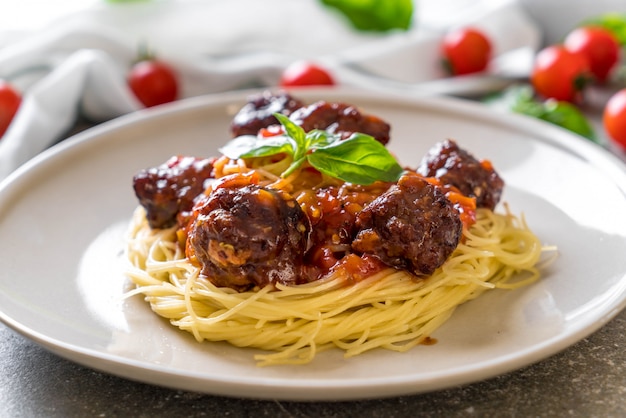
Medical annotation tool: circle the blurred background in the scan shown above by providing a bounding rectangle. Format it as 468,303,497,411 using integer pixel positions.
1,0,624,168
1,0,623,46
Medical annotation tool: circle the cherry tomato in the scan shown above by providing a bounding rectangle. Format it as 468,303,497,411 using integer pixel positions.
0,80,21,138
279,61,335,87
603,88,626,150
564,26,620,83
441,27,492,75
531,45,591,102
128,60,178,108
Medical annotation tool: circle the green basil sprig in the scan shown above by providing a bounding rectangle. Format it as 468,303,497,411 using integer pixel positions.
485,85,597,143
320,0,413,32
219,113,404,185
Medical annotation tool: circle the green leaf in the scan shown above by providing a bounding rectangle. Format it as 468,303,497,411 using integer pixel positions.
308,133,404,184
485,85,597,143
538,100,597,143
320,0,413,32
304,129,337,149
282,156,308,179
484,84,535,111
219,134,294,159
274,113,306,159
218,114,403,184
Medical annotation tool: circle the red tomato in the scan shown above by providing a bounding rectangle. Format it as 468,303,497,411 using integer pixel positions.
0,80,21,138
564,26,620,83
531,45,591,102
603,88,626,150
128,60,178,108
441,27,492,75
279,61,335,87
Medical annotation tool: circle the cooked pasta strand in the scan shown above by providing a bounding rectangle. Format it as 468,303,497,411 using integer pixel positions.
125,204,550,366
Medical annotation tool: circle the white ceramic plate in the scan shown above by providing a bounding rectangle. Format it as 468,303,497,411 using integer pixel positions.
1,88,626,401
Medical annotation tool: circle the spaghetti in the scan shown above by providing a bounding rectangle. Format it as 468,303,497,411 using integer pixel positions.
125,93,548,366
125,165,544,367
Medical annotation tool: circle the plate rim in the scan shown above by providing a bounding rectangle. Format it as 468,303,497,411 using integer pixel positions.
2,87,626,400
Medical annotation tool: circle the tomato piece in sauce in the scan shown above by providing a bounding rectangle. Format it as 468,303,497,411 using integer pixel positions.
335,253,386,283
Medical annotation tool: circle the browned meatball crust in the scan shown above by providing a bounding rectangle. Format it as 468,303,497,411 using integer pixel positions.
187,183,311,291
230,91,304,137
351,174,463,276
133,156,215,229
417,139,504,210
288,101,391,145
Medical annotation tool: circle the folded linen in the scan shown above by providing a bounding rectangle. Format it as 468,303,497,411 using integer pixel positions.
0,0,540,181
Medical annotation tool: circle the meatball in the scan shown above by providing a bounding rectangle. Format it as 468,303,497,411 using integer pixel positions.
351,174,462,276
187,182,310,291
417,139,504,210
133,156,215,229
230,90,304,137
289,101,391,145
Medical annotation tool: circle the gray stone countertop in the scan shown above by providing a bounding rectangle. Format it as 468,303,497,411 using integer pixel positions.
1,308,625,418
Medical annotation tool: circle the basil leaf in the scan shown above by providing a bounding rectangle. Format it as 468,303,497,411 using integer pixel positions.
274,113,307,159
305,129,340,149
219,134,294,159
282,156,308,178
320,0,413,32
538,100,598,143
308,134,404,184
485,85,597,143
218,114,403,185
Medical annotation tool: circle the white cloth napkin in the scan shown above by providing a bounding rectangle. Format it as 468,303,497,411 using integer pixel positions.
0,0,540,181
